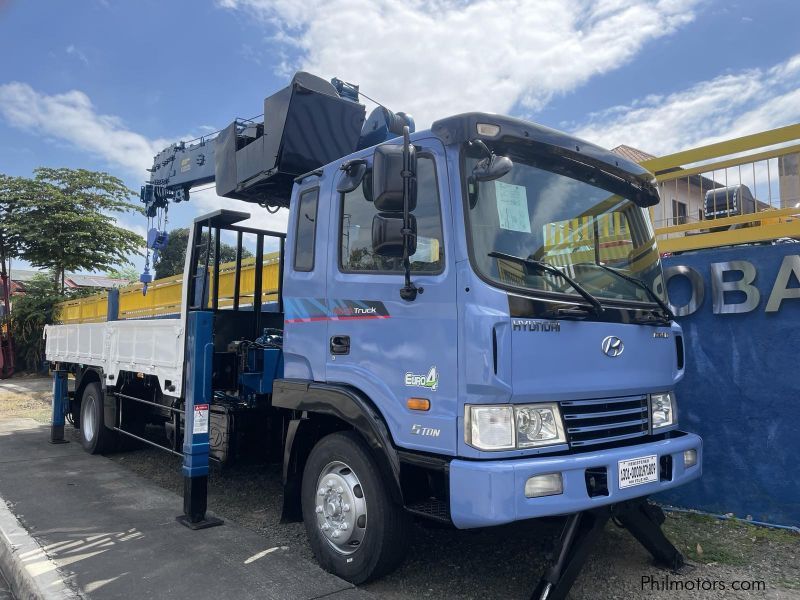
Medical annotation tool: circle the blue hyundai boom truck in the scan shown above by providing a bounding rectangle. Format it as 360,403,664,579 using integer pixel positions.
45,72,702,599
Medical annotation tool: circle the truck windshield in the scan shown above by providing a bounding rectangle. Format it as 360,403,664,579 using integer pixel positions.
464,143,666,304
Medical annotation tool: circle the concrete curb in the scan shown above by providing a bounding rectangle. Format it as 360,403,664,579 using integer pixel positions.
0,498,82,600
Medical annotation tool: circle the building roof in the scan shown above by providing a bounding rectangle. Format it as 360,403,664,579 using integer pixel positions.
65,274,129,288
611,145,657,164
7,269,129,290
611,144,722,190
6,269,44,283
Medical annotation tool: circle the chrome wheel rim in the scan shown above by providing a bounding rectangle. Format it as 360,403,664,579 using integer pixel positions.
82,395,96,442
314,461,367,555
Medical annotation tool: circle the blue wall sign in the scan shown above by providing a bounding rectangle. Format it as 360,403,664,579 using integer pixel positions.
658,242,800,526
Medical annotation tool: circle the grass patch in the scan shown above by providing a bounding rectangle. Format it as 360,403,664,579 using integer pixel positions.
663,511,800,566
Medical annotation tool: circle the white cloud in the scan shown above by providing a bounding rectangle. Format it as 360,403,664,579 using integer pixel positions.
65,44,89,66
0,81,287,235
573,53,800,156
0,82,172,175
191,188,289,235
217,0,699,127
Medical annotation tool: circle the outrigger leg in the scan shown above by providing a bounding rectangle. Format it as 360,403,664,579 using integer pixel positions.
177,311,223,530
531,507,610,600
614,498,684,572
531,498,684,600
49,367,70,445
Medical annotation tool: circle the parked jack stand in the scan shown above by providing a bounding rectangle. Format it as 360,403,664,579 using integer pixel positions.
49,370,70,445
531,498,684,600
176,311,223,531
176,475,223,530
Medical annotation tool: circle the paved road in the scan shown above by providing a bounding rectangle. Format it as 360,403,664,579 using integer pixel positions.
0,419,365,600
0,377,52,395
104,434,800,600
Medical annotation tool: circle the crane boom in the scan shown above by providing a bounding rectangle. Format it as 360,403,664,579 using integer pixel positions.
141,71,415,214
138,71,414,288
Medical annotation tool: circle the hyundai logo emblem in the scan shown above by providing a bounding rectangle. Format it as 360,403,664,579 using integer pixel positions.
601,336,624,357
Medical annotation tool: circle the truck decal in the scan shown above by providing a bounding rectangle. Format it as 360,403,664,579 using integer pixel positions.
404,366,438,391
284,298,390,323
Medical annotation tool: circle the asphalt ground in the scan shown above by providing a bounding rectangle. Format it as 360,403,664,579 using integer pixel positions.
0,418,364,600
2,376,799,599
103,441,800,600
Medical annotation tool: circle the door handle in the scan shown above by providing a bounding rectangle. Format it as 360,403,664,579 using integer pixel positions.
330,335,350,355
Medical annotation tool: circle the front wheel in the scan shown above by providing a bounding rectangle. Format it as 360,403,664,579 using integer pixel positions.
301,431,410,584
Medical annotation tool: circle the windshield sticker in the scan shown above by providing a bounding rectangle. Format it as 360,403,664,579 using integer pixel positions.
405,366,439,391
410,236,439,263
495,181,531,233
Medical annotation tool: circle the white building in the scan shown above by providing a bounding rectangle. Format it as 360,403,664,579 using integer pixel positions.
612,145,721,229
778,153,800,209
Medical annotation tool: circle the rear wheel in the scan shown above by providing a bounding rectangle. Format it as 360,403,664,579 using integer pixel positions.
79,382,115,454
301,431,410,584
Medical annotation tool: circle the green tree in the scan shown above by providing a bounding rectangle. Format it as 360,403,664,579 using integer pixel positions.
154,227,252,278
0,175,25,295
106,265,140,283
10,274,63,371
6,168,144,291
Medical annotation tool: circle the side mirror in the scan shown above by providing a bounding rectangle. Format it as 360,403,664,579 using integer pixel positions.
372,142,417,212
472,154,513,182
372,213,417,257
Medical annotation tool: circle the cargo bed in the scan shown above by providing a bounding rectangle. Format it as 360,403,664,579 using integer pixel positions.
44,318,185,397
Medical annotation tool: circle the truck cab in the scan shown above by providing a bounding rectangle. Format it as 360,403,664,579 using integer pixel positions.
275,112,701,578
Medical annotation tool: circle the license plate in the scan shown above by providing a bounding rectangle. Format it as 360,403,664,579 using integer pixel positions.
618,455,658,489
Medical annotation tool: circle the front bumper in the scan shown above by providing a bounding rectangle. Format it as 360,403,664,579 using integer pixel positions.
449,432,702,529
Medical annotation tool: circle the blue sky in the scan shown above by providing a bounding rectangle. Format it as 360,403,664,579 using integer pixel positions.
1,0,800,273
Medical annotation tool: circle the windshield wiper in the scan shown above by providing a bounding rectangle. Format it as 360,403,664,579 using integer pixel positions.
488,251,604,315
573,262,674,321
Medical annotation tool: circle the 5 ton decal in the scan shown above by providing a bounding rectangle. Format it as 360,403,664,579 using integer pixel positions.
411,424,441,437
405,366,439,391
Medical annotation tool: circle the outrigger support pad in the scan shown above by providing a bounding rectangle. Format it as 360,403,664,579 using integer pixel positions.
176,475,223,530
531,498,684,600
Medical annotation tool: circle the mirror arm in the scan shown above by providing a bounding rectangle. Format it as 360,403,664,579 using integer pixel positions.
341,158,367,173
400,126,422,302
468,139,492,158
337,158,368,194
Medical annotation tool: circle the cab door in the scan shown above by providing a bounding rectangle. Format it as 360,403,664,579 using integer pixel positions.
283,180,330,382
325,138,458,456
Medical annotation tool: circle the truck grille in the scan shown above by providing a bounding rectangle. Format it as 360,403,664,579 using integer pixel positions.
560,395,649,448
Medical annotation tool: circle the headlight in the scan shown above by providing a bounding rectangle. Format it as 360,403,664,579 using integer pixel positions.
515,403,566,448
465,403,567,451
650,391,677,429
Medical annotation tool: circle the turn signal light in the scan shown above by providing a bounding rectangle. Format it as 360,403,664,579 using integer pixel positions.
407,398,430,411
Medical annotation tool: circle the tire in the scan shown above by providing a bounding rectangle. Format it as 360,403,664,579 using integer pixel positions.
301,431,410,584
79,382,115,454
